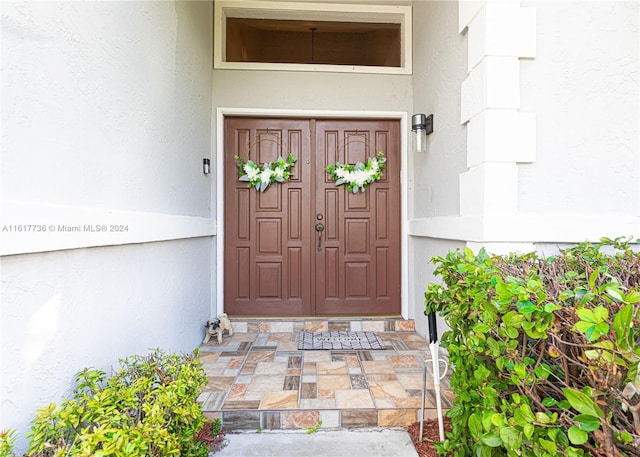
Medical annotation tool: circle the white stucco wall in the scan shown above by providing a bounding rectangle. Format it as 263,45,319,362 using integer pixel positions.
408,0,467,327
0,1,214,451
409,237,465,338
519,1,639,217
2,1,213,217
1,241,211,450
212,70,413,115
411,0,467,219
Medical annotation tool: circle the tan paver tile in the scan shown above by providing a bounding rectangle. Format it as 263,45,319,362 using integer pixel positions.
228,333,257,342
227,384,248,400
302,362,317,374
240,364,256,375
199,352,221,363
246,375,286,392
335,389,374,408
269,322,294,333
305,321,328,332
396,373,424,390
346,356,360,367
303,351,332,362
379,409,416,426
318,375,351,390
228,357,245,369
277,341,299,351
204,377,235,392
246,351,275,362
395,397,423,408
396,320,416,331
282,411,320,429
366,373,398,382
317,361,348,375
361,361,395,374
260,391,298,410
388,355,420,367
369,381,408,399
360,321,385,332
254,362,287,375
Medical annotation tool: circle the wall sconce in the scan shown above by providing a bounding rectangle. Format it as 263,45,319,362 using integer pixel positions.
203,158,211,175
411,113,434,153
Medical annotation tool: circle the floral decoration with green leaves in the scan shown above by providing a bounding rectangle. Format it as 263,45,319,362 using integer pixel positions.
325,151,386,193
235,153,297,192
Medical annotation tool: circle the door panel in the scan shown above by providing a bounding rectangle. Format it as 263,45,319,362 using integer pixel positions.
314,119,400,315
224,118,313,315
224,117,400,316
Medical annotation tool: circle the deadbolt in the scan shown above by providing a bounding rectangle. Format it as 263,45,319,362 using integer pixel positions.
316,213,323,220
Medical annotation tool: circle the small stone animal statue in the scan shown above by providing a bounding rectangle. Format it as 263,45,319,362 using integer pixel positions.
203,313,233,344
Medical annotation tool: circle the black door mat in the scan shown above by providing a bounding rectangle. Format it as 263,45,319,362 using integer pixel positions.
298,331,385,350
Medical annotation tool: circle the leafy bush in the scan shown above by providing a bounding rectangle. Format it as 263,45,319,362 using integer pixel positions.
26,349,208,457
211,417,222,437
425,238,640,457
0,429,17,457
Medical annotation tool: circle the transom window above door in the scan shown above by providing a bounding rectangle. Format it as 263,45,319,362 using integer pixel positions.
214,1,412,75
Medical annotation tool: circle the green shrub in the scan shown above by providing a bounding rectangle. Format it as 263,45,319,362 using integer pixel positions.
0,429,17,457
425,238,640,457
211,417,222,437
26,349,209,457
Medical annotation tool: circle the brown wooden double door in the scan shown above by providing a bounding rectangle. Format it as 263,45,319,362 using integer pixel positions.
224,117,400,316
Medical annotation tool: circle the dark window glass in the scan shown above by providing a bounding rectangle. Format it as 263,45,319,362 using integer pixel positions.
226,18,401,67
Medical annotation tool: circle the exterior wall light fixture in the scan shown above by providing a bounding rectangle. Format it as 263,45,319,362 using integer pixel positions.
203,158,211,175
411,113,434,153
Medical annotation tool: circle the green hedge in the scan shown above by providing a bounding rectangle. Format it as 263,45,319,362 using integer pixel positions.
24,349,209,457
425,238,640,457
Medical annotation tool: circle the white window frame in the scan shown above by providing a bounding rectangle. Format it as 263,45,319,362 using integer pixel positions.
214,1,412,75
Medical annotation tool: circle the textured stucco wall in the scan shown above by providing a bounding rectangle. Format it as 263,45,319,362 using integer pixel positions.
411,0,468,219
1,1,213,217
409,237,465,338
0,1,214,451
408,1,467,325
1,241,211,450
519,1,639,216
212,70,413,115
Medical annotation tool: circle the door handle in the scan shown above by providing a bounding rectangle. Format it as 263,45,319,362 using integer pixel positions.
315,222,325,251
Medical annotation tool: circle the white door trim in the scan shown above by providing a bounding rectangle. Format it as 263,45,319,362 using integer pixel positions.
216,108,409,319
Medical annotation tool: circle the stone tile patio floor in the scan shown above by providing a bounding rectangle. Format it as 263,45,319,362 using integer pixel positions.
198,318,453,431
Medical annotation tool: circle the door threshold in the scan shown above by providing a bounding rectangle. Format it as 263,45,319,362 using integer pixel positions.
225,316,416,333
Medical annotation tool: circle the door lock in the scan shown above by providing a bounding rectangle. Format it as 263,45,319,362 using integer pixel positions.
315,222,325,251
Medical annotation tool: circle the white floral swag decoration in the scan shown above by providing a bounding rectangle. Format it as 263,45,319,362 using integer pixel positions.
325,151,386,193
234,153,297,192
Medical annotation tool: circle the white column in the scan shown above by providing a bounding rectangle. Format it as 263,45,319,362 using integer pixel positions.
458,1,537,249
